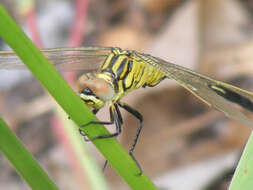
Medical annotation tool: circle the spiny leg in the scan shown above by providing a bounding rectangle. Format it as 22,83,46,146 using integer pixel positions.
118,102,143,175
79,105,122,141
79,109,100,140
103,104,123,172
78,104,143,175
92,109,99,115
79,105,123,172
79,108,114,141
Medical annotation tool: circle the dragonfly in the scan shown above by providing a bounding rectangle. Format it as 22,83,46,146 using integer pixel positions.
1,46,253,175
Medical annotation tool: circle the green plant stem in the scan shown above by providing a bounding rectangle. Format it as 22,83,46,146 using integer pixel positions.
0,119,59,190
0,5,157,189
229,131,253,190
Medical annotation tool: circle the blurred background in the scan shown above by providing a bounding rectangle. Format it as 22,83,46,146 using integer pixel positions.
1,0,253,189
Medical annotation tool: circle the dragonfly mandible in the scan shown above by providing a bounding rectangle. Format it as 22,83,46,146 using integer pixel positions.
1,46,253,175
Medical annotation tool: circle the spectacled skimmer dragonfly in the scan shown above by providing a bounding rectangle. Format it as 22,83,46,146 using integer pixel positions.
1,46,253,175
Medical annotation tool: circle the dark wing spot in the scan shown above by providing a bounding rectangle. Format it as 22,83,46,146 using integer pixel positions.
209,84,253,112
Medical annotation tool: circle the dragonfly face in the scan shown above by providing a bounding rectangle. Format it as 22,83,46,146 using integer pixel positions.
77,73,115,110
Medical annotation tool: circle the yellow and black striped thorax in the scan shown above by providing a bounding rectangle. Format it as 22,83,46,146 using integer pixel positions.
97,48,166,101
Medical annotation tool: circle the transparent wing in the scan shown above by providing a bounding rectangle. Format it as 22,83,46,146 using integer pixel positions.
135,52,253,127
0,47,113,71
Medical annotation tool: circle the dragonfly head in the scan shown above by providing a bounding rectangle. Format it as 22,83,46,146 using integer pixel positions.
77,74,114,110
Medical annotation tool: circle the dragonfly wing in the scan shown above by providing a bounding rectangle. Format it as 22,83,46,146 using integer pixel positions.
136,52,253,127
0,47,112,71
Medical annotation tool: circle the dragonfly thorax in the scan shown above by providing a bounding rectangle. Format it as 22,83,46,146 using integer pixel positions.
77,73,115,109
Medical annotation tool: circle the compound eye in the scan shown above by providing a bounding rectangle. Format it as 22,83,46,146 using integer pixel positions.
77,74,114,101
81,87,95,96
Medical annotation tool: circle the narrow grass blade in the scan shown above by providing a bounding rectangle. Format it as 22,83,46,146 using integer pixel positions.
0,118,59,190
229,132,253,190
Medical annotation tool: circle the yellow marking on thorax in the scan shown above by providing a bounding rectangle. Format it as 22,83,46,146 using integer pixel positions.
97,49,165,103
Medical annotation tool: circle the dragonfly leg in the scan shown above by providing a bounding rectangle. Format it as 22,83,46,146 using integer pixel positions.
79,104,122,141
78,109,103,141
79,108,112,141
101,104,123,172
76,108,101,141
79,128,90,141
118,102,143,176
92,109,99,115
79,104,123,172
